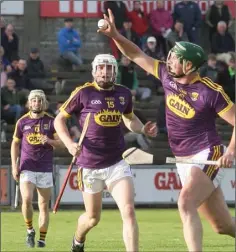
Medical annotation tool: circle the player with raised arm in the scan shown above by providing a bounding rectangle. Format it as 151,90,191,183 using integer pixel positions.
54,54,157,252
11,90,62,248
97,9,235,252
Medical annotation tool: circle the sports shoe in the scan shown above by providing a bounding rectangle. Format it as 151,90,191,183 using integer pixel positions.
37,240,46,248
26,229,35,248
71,237,84,252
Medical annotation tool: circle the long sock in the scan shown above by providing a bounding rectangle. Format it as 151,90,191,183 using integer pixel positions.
25,219,34,233
39,228,47,242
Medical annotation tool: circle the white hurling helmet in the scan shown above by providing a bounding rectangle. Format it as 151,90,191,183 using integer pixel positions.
28,89,48,113
92,54,118,83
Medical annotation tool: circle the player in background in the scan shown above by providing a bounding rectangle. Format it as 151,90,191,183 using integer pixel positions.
54,54,157,252
11,90,62,248
97,9,235,252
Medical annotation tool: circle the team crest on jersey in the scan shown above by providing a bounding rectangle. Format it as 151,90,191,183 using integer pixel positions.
166,94,195,119
43,124,49,130
94,109,122,127
23,125,31,131
26,133,43,145
169,81,177,90
190,92,199,101
119,96,125,105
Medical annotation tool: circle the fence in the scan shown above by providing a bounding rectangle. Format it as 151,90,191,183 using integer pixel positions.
1,165,235,209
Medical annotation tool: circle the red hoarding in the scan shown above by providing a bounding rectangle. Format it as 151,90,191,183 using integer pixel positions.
40,1,235,18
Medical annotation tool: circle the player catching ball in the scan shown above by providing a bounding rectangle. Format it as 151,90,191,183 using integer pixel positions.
11,90,62,248
97,9,235,252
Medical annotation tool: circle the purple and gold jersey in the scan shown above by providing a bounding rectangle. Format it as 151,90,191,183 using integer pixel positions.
13,112,57,172
154,61,234,156
60,82,133,169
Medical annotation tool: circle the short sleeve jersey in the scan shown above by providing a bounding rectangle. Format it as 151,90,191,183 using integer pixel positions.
13,112,57,172
60,82,133,169
154,60,234,156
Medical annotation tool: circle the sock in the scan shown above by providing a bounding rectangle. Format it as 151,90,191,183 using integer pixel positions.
25,219,34,232
74,233,84,246
39,229,47,242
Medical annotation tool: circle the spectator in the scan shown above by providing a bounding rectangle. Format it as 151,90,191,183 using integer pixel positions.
104,1,128,59
27,48,55,93
128,1,149,49
104,1,128,30
117,55,151,101
211,21,235,62
228,53,236,83
1,77,25,123
149,0,173,55
0,61,7,87
215,60,235,102
205,1,232,42
144,36,165,93
0,46,10,68
1,24,19,62
144,36,165,60
1,119,7,143
0,16,6,37
172,0,202,44
8,59,31,93
10,56,19,71
120,18,141,48
199,54,218,82
166,20,189,50
58,18,82,69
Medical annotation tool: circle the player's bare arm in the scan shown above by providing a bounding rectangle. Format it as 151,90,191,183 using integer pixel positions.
122,114,157,138
98,9,156,76
217,104,235,168
54,112,81,157
40,134,64,148
11,139,20,181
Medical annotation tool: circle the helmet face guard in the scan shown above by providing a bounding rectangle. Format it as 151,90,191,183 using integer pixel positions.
92,54,118,88
28,90,48,114
167,42,206,78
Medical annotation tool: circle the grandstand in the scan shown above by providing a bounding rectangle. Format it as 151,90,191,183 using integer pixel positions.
1,65,232,166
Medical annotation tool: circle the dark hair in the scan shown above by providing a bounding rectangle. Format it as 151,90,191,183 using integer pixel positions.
64,18,73,23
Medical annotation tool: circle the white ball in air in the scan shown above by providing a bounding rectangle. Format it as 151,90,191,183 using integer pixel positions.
98,19,108,30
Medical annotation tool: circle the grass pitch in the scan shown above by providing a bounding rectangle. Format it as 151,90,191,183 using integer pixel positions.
1,209,235,251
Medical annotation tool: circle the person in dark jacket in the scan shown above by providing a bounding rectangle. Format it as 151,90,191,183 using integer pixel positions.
172,0,202,44
211,21,235,55
199,54,218,82
104,1,128,59
7,59,31,91
1,24,19,61
27,48,45,79
120,18,141,48
27,48,54,92
1,77,25,122
104,1,128,30
205,1,232,42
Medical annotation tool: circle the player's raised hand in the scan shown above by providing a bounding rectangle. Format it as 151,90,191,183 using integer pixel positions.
67,142,81,157
142,121,158,138
97,9,119,38
216,151,235,168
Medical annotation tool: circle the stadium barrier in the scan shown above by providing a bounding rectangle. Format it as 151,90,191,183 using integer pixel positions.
57,165,235,205
3,165,235,208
